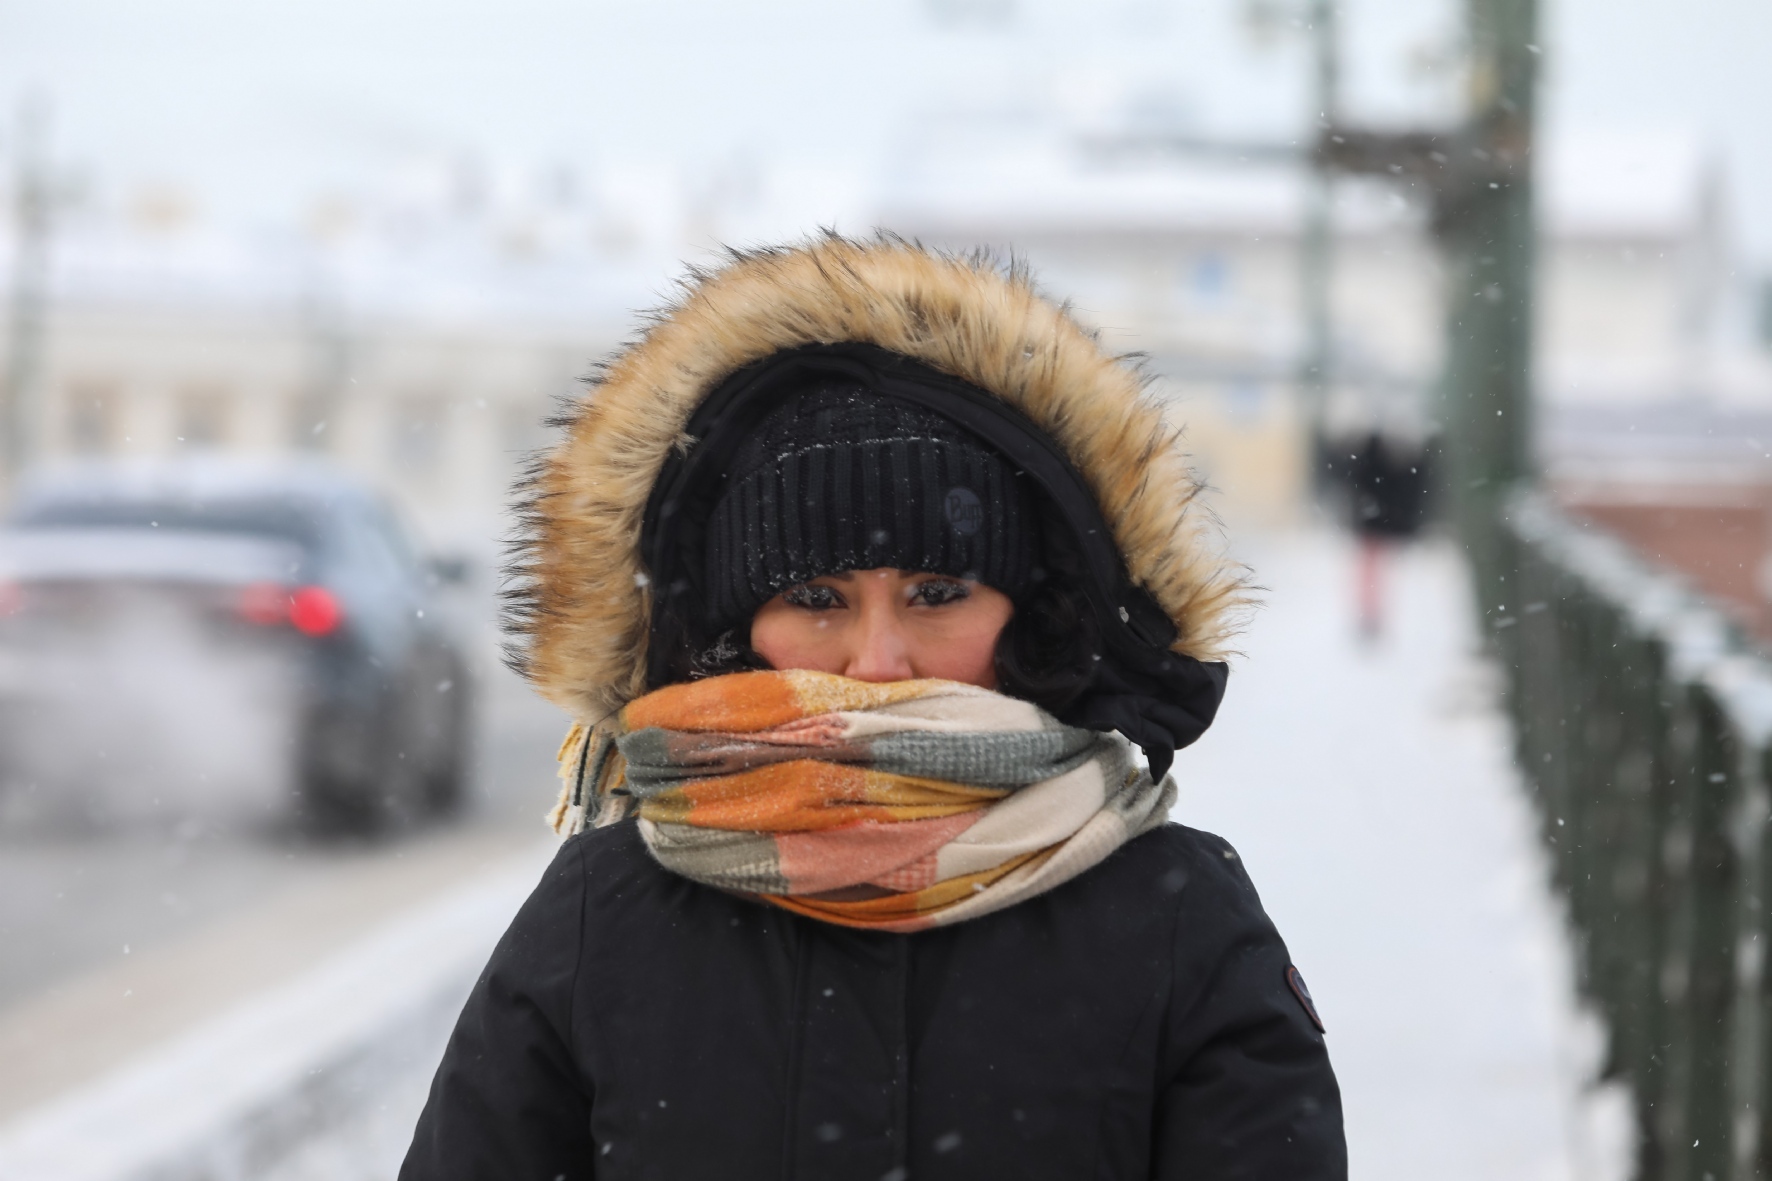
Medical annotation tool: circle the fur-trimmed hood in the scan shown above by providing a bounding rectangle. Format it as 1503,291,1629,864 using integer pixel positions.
508,234,1245,723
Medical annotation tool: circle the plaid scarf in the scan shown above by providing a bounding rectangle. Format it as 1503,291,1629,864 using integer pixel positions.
550,670,1175,932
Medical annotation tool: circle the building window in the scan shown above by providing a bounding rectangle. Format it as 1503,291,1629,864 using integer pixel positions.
1222,380,1267,425
288,393,331,448
65,382,121,454
390,395,448,472
1185,252,1231,306
176,387,232,448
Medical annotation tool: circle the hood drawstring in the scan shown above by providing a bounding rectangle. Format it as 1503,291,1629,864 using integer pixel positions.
548,720,626,837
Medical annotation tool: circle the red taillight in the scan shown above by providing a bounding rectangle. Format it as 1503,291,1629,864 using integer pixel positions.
288,586,343,637
235,583,344,637
0,582,22,616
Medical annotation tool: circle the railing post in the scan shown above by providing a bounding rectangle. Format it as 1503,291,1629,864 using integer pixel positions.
1692,693,1741,1181
1658,686,1701,1176
1728,706,1772,1181
1623,634,1677,1181
1653,687,1738,1181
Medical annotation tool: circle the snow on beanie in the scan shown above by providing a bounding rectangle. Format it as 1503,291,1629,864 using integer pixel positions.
702,381,1039,633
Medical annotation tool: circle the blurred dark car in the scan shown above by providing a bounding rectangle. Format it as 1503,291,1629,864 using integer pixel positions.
0,459,472,833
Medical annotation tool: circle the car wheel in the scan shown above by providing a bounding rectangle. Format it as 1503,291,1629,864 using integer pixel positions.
294,705,402,837
411,657,472,818
295,758,381,837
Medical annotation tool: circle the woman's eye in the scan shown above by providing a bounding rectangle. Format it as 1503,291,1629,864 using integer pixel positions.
911,579,971,607
782,584,844,610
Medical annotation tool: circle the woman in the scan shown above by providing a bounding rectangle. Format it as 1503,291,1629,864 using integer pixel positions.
401,236,1345,1179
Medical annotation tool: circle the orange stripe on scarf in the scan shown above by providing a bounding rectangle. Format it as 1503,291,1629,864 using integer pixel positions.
773,812,979,895
638,763,1005,832
621,669,953,734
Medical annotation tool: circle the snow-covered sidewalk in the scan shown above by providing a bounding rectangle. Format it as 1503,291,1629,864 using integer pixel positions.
0,530,1623,1180
1176,529,1625,1181
267,529,1626,1178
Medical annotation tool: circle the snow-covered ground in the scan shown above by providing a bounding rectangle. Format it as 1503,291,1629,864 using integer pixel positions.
0,528,1632,1179
285,527,1632,1179
1177,529,1630,1181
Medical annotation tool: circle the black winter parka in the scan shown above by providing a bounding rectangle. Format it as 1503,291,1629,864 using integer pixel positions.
400,818,1344,1180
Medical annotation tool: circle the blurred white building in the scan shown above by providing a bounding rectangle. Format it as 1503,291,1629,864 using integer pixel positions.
882,122,1772,517
3,123,1766,553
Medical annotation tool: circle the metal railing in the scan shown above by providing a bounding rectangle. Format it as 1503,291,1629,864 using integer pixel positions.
1499,490,1772,1181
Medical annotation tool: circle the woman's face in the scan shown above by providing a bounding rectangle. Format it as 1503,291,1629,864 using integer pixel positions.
749,568,1014,687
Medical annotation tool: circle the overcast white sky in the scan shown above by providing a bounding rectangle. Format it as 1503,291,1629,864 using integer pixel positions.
1,0,1769,263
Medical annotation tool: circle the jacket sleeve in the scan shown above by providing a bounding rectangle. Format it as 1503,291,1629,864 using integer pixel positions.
1151,832,1347,1180
400,838,594,1181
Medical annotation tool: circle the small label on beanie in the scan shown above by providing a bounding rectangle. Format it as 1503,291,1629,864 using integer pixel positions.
944,487,983,537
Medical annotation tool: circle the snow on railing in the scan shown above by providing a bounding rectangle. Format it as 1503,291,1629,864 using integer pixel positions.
1502,490,1772,1181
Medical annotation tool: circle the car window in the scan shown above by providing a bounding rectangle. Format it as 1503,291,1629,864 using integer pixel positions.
325,500,415,590
11,497,325,552
363,499,424,578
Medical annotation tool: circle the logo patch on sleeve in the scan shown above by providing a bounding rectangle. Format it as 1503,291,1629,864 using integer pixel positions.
1286,965,1325,1033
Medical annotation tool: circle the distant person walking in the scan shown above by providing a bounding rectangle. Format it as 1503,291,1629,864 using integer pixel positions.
1343,430,1431,642
400,236,1345,1180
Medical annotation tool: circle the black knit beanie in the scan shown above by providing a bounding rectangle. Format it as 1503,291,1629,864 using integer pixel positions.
702,381,1039,633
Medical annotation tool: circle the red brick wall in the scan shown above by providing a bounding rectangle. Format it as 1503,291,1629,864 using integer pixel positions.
1560,490,1772,642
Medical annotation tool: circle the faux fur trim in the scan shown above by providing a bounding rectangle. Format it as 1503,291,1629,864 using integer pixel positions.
507,233,1247,722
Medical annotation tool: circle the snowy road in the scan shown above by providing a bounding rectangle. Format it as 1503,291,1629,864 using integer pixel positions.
0,640,570,1124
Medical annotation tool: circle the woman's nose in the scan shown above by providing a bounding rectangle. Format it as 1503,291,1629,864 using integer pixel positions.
843,601,916,683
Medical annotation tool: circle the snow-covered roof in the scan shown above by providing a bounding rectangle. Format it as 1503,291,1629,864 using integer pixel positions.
882,129,1717,243
1540,129,1714,238
0,126,1723,330
874,133,1423,239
